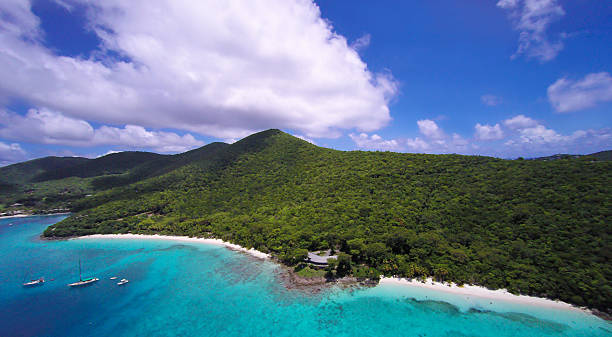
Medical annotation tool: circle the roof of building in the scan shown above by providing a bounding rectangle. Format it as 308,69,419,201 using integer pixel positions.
307,251,337,265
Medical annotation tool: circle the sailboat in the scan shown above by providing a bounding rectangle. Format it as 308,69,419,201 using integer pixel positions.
68,259,99,287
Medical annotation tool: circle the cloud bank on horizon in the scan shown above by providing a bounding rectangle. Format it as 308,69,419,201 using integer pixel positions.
0,0,610,165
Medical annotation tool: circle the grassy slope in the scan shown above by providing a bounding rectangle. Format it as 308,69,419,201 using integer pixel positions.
43,130,612,312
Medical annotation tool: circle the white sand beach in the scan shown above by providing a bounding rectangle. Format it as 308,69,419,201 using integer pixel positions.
0,212,71,220
75,234,271,260
0,214,33,219
379,276,588,313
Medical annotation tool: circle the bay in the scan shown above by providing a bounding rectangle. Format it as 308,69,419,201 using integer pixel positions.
1,216,610,337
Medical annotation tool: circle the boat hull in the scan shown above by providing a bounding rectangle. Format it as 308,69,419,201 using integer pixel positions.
68,278,99,287
23,281,44,287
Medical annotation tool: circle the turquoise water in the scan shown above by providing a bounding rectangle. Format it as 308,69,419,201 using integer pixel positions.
1,216,610,337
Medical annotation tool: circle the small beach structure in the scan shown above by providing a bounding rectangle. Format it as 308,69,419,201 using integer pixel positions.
305,250,337,267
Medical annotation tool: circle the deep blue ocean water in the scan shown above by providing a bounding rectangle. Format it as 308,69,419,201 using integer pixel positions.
0,215,610,337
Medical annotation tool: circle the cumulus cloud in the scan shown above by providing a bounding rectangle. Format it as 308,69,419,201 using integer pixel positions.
503,114,539,130
0,141,26,166
350,115,611,158
547,72,612,113
417,119,445,140
350,121,470,154
0,0,397,140
349,133,402,151
474,123,504,140
481,94,502,106
497,114,612,157
0,109,204,152
350,33,371,51
497,0,565,62
293,134,316,145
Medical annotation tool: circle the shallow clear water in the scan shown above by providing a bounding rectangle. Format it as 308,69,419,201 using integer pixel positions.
0,216,610,337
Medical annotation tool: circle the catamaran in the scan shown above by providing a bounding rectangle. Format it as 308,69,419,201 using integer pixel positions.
68,259,99,287
117,278,129,286
23,277,45,287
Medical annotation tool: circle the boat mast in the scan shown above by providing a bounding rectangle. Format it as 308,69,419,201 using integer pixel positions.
78,258,82,281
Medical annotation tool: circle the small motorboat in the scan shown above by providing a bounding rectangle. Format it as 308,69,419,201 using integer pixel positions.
110,277,118,280
23,277,45,287
117,278,129,286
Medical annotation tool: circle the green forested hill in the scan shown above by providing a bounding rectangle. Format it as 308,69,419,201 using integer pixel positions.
0,156,90,186
0,144,230,211
589,150,612,161
41,130,612,313
31,151,166,182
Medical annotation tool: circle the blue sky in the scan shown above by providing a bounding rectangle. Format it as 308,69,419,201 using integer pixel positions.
0,0,611,165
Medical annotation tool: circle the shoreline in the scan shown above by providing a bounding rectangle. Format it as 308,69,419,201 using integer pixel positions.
0,212,71,220
67,233,608,320
379,276,591,314
73,233,270,260
0,214,34,219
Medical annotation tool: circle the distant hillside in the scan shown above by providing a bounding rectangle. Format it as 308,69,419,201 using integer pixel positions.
0,143,233,212
31,152,166,182
89,142,229,190
588,150,612,161
39,129,611,314
531,150,611,161
0,156,90,186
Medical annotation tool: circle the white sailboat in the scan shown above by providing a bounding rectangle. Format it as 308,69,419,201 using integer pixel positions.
68,259,99,287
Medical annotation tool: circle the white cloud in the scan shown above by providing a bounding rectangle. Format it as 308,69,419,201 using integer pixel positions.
350,33,371,51
349,116,611,158
92,125,204,153
404,137,430,152
100,150,121,157
0,0,40,41
503,114,539,130
496,0,519,8
0,109,204,152
474,123,504,140
495,114,612,157
0,141,26,166
417,119,445,139
0,108,94,143
497,0,565,62
0,0,397,140
350,121,471,154
481,94,502,106
293,134,316,145
349,133,402,151
547,72,612,113
517,124,563,143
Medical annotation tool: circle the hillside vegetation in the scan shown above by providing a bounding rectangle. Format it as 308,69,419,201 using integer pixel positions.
0,144,229,212
38,130,611,313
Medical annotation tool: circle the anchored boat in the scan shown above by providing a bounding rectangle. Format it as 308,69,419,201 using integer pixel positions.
68,259,99,287
23,277,45,287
